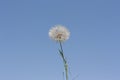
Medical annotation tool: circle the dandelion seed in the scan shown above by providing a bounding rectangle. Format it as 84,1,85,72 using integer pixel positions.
49,25,70,42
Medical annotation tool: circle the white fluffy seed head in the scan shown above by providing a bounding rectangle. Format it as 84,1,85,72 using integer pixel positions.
49,25,70,42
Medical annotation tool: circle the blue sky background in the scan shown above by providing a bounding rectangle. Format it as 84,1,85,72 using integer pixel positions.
0,0,120,80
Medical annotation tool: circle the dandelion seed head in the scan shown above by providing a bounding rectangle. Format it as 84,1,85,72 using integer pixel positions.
49,25,70,42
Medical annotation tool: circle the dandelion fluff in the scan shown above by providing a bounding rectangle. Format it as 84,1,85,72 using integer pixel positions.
49,25,70,42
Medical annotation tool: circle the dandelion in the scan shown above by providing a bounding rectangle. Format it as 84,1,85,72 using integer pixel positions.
49,25,70,80
49,25,70,42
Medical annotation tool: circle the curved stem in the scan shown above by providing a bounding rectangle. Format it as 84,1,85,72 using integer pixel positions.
59,41,68,80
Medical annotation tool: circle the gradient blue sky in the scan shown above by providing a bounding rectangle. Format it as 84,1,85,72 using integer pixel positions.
0,0,120,80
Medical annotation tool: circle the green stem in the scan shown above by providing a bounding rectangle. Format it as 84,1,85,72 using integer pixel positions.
59,41,68,80
65,63,68,80
59,41,63,53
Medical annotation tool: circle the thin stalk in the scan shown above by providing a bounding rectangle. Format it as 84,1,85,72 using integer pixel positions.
59,41,63,53
59,41,68,80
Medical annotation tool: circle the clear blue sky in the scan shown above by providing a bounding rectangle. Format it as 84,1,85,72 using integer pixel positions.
0,0,120,80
